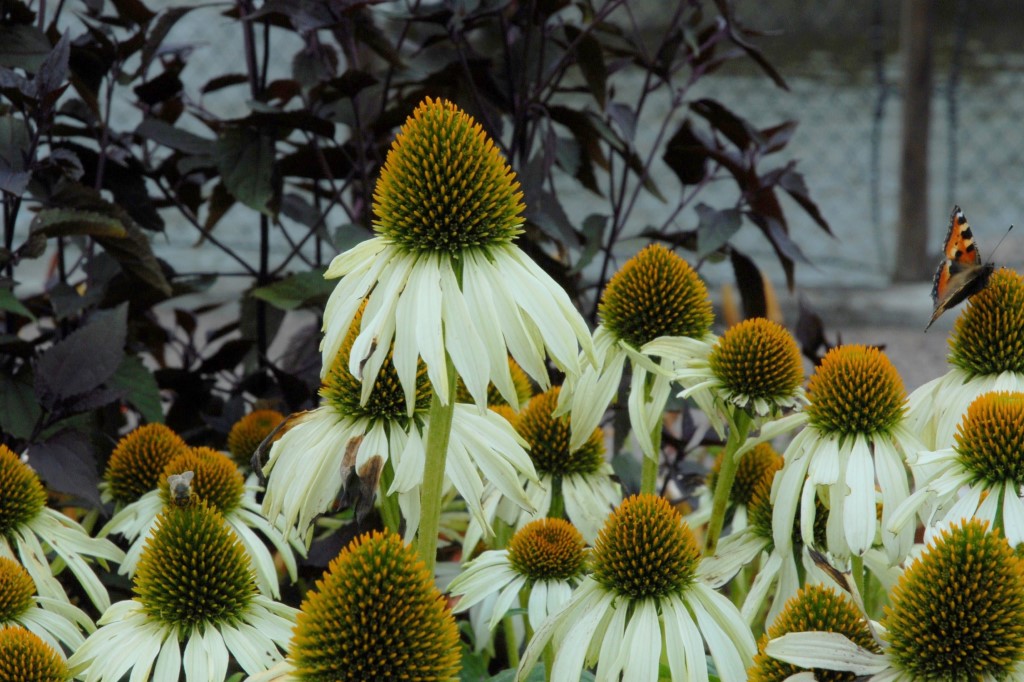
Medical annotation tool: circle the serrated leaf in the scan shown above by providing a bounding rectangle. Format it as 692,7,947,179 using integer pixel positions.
30,208,128,238
251,269,333,310
27,431,102,507
35,303,128,403
109,354,164,423
216,127,276,215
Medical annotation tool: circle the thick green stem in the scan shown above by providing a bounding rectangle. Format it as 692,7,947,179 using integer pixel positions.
415,357,459,576
378,459,401,536
703,410,751,556
549,478,565,519
640,419,663,495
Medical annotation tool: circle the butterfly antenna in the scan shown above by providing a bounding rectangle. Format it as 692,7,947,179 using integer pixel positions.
990,223,1014,260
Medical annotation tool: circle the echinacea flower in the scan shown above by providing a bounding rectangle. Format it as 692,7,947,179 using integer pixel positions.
0,445,123,613
890,390,1024,548
908,268,1024,449
0,626,70,681
770,345,919,561
465,387,620,546
102,446,297,598
698,455,852,628
766,518,1024,681
262,301,537,545
0,557,93,656
69,500,296,681
99,423,189,506
748,583,881,682
245,530,461,682
449,518,587,635
560,244,715,459
227,410,285,469
517,494,756,682
676,317,805,435
320,97,593,412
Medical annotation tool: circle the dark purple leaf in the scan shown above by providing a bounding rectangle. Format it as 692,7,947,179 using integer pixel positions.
34,34,70,100
28,431,102,507
0,24,52,72
663,119,709,186
199,339,254,374
139,7,194,75
566,26,607,108
0,114,31,196
0,370,41,440
761,120,797,153
779,166,833,235
35,303,128,404
136,118,214,155
730,248,766,320
201,73,249,94
607,102,636,145
215,128,276,215
691,98,761,151
133,66,182,106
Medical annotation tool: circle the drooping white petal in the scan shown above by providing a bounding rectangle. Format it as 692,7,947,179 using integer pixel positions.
766,631,890,674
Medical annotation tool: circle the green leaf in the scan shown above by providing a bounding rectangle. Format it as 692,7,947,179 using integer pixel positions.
94,218,173,296
0,285,34,320
30,208,128,238
216,127,276,215
0,24,52,72
136,118,214,155
695,203,742,258
109,355,164,424
251,269,333,311
0,370,41,440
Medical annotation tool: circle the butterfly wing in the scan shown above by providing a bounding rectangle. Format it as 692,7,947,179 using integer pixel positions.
926,206,993,331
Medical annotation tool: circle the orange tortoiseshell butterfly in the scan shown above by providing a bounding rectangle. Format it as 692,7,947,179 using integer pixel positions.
925,205,995,332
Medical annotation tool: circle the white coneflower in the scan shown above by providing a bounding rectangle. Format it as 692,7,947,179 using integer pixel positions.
517,494,756,682
0,445,123,613
559,244,715,459
102,446,297,598
449,517,587,633
226,409,286,471
908,268,1024,449
99,423,189,507
770,345,918,562
262,301,537,545
320,97,593,413
69,500,296,681
766,519,1024,681
0,557,93,657
891,390,1024,548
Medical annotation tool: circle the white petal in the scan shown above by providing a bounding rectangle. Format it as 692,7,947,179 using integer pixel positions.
766,631,889,674
844,436,876,556
439,261,490,409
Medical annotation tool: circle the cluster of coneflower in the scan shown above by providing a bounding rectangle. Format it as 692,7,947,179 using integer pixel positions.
5,97,1024,681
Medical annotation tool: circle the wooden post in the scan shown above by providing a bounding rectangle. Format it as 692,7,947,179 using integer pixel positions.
895,0,935,282
897,0,937,280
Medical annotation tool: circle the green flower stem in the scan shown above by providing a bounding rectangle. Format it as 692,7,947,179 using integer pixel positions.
851,554,866,612
549,479,566,519
415,356,459,577
703,410,752,556
378,460,401,536
640,419,663,495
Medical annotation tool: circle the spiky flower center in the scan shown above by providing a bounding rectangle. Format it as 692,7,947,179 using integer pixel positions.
805,345,905,436
750,585,880,682
158,447,244,514
599,244,713,348
507,518,587,582
708,318,804,408
0,627,68,682
321,301,431,420
953,391,1024,487
135,501,256,629
227,409,285,466
373,97,524,253
591,494,700,600
515,387,604,477
290,530,461,681
884,519,1024,679
0,446,45,542
950,268,1024,376
709,442,783,507
0,558,34,622
104,423,190,504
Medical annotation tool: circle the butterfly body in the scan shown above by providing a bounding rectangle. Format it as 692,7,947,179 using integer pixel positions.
926,206,995,331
